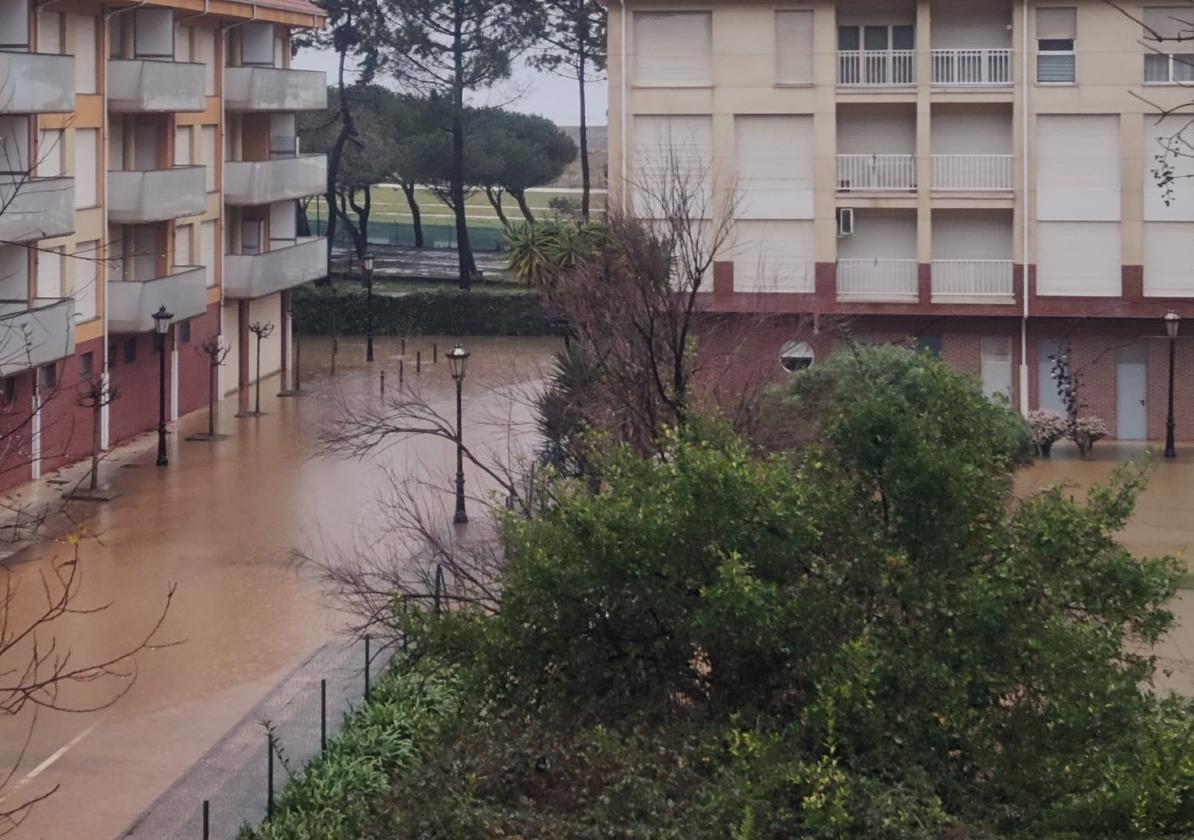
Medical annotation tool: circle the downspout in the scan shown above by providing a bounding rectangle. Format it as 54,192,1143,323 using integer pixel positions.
617,0,627,212
1019,0,1031,416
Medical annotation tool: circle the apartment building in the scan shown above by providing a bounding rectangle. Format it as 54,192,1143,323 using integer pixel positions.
608,0,1194,440
0,0,325,490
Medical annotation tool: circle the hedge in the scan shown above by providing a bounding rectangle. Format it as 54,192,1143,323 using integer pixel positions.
292,285,562,337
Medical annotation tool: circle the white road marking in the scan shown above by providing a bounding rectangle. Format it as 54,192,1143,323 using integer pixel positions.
0,720,102,801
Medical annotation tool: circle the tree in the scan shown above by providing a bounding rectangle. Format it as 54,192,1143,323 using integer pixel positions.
379,0,541,289
73,375,118,498
389,95,447,248
528,0,606,220
476,110,577,225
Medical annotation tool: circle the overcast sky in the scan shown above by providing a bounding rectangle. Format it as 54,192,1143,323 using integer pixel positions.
292,48,610,127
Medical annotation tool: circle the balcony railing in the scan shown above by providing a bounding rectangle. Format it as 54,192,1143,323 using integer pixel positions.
224,237,326,299
837,50,915,87
930,48,1013,86
931,154,1014,191
224,66,328,112
0,176,74,242
107,59,206,113
837,259,919,302
108,266,207,333
837,154,917,192
0,51,75,113
223,154,327,205
931,260,1015,302
0,298,75,377
108,167,207,223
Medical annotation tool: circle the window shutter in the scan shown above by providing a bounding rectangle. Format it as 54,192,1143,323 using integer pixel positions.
133,8,173,59
735,115,814,219
1143,6,1192,41
735,221,814,293
174,126,192,166
174,224,192,267
1037,7,1076,39
0,0,28,49
633,12,712,86
632,115,714,219
980,337,1013,399
1037,115,1120,221
73,240,98,321
37,129,63,177
196,29,216,95
74,128,97,208
36,11,61,54
270,200,296,244
36,247,63,299
0,116,31,174
200,220,216,287
201,126,217,191
775,11,814,84
1144,222,1194,295
73,15,96,93
174,26,191,62
242,22,275,65
1037,222,1122,296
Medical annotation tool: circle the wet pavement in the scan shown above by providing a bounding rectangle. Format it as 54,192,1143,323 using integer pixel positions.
0,335,557,840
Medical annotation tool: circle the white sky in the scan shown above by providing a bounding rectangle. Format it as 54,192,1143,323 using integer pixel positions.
292,48,610,127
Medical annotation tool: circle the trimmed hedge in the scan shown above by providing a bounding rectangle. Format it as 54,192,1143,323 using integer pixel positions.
292,285,561,337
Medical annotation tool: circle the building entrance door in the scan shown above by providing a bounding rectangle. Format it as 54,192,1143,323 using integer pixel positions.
1116,344,1148,441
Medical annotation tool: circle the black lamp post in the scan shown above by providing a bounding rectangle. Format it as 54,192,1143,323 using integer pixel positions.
363,254,375,363
152,304,174,467
1165,310,1181,459
447,344,470,524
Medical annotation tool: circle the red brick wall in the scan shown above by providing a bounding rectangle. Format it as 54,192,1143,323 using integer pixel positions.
38,336,105,477
177,303,221,417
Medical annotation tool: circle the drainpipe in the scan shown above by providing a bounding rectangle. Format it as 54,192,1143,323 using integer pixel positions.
1019,0,1031,416
615,0,627,212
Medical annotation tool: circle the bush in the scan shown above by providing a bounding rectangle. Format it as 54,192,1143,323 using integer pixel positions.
1069,414,1110,457
1028,409,1068,457
291,285,562,337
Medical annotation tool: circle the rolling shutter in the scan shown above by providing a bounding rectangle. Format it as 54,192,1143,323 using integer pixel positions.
775,11,814,84
36,247,63,298
73,15,97,93
174,223,192,268
1144,221,1194,296
37,129,63,177
1037,7,1076,39
735,115,814,219
36,10,61,54
74,128,97,208
1037,222,1121,296
174,126,192,166
1037,115,1120,221
1144,115,1194,220
200,220,216,287
196,29,216,95
633,12,712,86
201,126,217,191
73,240,98,321
632,115,713,219
734,220,814,293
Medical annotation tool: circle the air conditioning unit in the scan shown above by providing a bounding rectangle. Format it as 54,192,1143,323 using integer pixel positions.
837,208,855,237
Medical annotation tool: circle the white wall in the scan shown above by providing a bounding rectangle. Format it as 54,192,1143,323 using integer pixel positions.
734,220,814,292
929,0,1013,48
931,105,1013,154
837,107,916,155
838,210,917,259
932,210,1014,259
735,115,814,220
1037,221,1122,296
248,293,282,380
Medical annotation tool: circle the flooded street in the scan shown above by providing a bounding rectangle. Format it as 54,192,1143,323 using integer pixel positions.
0,335,557,840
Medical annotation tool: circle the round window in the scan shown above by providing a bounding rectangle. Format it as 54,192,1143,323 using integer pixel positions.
779,340,815,373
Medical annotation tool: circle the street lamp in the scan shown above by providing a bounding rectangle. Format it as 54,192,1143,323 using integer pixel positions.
446,344,470,524
1165,310,1181,459
363,253,375,363
152,305,174,467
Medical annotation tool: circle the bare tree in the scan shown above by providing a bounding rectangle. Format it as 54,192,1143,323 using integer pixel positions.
72,375,119,499
190,337,231,441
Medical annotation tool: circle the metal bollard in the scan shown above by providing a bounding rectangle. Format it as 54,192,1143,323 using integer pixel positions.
331,338,338,376
380,370,385,395
320,679,327,752
400,336,406,355
202,800,209,840
364,635,372,702
416,351,422,373
399,359,404,386
267,733,275,821
433,342,438,363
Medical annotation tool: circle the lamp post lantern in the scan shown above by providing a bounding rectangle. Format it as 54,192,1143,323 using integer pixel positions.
447,344,470,524
363,254,375,363
1165,310,1181,459
152,305,174,466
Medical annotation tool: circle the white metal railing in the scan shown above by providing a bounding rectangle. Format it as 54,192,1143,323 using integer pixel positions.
837,154,917,191
837,49,916,87
930,48,1012,86
931,260,1015,300
836,259,919,301
931,154,1014,191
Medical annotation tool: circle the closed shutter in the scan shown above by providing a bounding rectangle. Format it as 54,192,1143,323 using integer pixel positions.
36,11,61,54
734,221,814,293
632,115,713,218
174,26,191,62
73,240,98,321
633,12,712,86
1037,222,1122,296
201,126,217,191
37,129,63,177
0,0,27,49
1142,6,1191,41
981,337,1013,399
1037,7,1076,39
270,200,296,245
0,116,30,174
36,247,63,298
242,22,274,65
269,113,296,156
174,126,192,166
73,15,96,93
735,115,814,219
134,8,173,58
775,11,814,84
174,224,192,267
200,220,216,287
74,128,97,208
109,119,124,170
1144,115,1194,220
196,29,216,95
1037,115,1120,221
1144,221,1194,295
274,34,284,68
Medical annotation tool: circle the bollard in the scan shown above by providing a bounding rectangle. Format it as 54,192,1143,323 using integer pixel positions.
267,733,275,821
399,359,404,386
331,338,338,376
380,370,385,395
320,679,327,752
202,800,209,840
433,342,438,363
416,351,422,373
433,565,445,618
364,635,372,702
401,336,406,355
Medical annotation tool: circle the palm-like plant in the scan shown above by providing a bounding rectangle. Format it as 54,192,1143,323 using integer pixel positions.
506,220,610,288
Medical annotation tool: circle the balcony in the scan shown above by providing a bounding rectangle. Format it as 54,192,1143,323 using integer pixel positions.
224,66,327,112
931,155,1013,191
930,49,1012,86
107,266,207,333
0,51,75,113
108,167,206,223
0,298,75,377
0,177,74,242
837,259,919,302
223,155,326,205
837,155,917,192
224,237,326,299
107,59,206,113
931,260,1014,303
837,50,915,87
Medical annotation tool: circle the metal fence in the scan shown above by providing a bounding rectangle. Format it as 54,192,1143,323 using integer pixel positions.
312,218,509,252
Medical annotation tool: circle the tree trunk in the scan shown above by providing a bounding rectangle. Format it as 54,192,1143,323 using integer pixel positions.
348,185,372,258
577,50,591,221
325,46,355,269
513,189,536,223
451,0,477,290
401,181,424,247
485,187,511,228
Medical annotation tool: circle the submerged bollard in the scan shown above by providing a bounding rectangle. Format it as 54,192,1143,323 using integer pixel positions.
266,733,275,821
364,635,372,702
433,342,438,363
416,351,422,373
202,800,209,839
320,679,327,752
400,336,407,355
399,359,404,386
380,369,385,395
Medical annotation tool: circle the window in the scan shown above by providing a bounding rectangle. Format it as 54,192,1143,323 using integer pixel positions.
201,125,217,191
36,10,62,54
178,320,191,344
916,335,943,356
778,340,815,372
200,220,216,287
837,24,914,85
79,352,94,378
174,125,192,166
981,337,1013,399
40,363,57,391
108,341,118,368
133,8,173,59
1037,8,1076,83
73,15,97,93
123,337,137,364
633,12,712,87
241,22,275,65
631,115,713,219
73,240,99,321
195,29,216,95
0,0,28,50
174,25,191,62
174,223,192,267
775,11,813,84
1144,7,1194,82
74,128,98,208
36,247,63,298
37,129,63,177
1,378,16,404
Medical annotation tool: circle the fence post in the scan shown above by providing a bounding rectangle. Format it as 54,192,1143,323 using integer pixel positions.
364,635,372,702
202,800,209,840
266,733,275,821
320,679,327,752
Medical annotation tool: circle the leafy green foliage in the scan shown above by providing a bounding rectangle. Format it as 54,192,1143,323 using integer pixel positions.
505,219,609,288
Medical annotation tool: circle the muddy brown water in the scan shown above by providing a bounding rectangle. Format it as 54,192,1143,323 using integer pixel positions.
0,335,556,840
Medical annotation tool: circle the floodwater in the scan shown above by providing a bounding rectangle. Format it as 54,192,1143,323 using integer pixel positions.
0,335,557,840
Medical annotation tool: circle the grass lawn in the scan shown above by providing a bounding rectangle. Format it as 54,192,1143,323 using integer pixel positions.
309,185,608,232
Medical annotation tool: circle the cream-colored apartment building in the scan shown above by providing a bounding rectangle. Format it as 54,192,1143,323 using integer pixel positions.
607,0,1194,440
0,0,325,488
